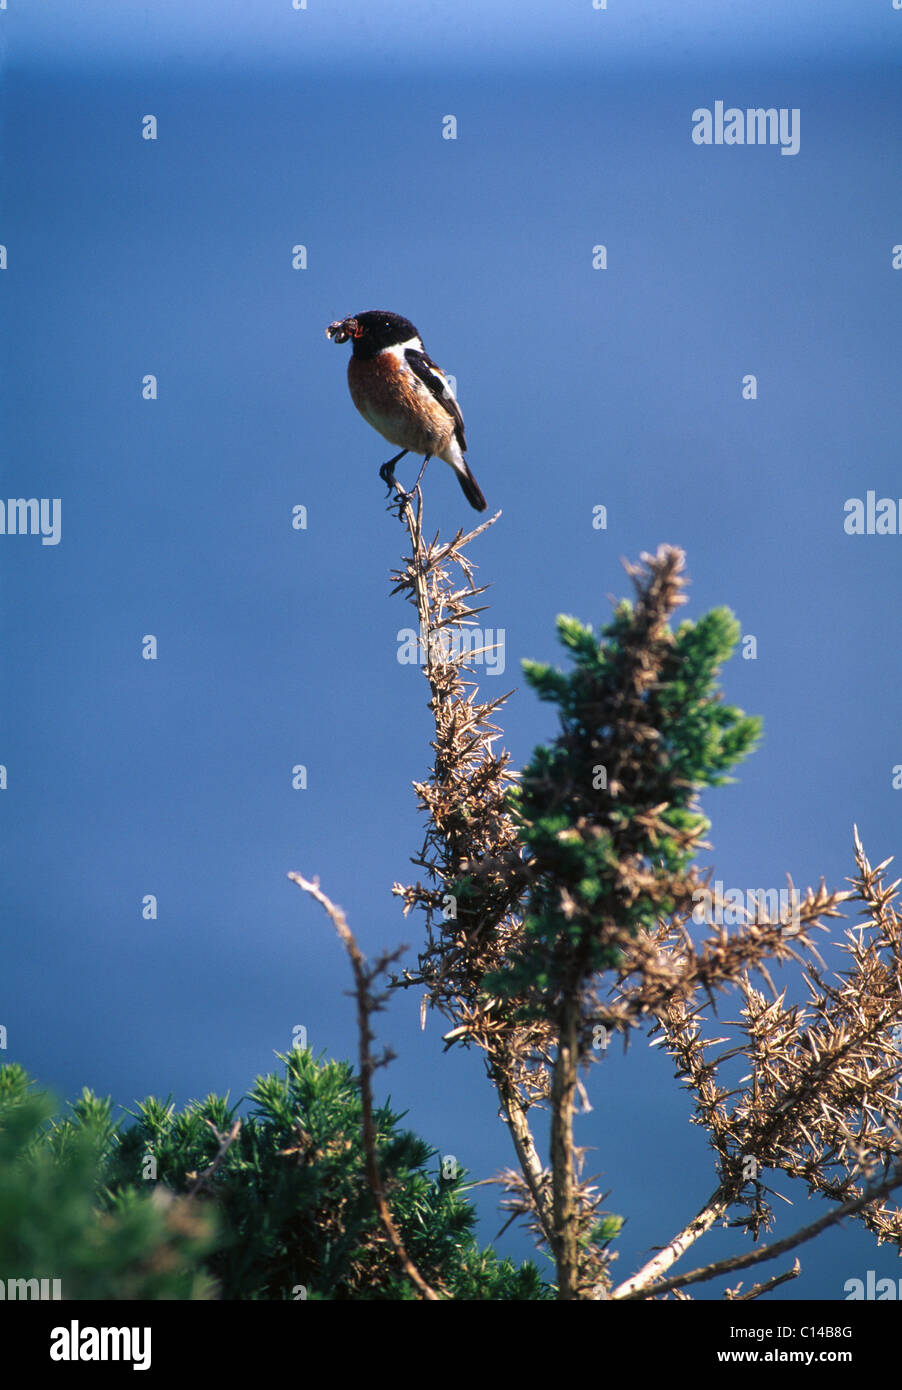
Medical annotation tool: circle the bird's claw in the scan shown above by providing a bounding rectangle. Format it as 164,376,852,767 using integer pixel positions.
379,463,412,510
386,487,411,516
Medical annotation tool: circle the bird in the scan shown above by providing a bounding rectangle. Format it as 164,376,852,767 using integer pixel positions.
325,309,487,512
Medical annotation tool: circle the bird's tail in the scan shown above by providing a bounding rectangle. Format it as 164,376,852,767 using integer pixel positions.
454,459,487,512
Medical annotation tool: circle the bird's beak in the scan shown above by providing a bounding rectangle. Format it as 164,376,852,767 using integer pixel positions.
325,317,359,344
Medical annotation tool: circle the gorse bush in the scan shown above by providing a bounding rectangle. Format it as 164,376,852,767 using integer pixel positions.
0,1055,549,1300
4,526,900,1302
382,515,902,1299
0,1063,216,1300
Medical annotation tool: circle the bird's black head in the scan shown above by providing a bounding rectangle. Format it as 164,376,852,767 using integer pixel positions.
326,310,419,359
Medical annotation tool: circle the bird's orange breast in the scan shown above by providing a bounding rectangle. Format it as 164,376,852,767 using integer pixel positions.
347,353,455,456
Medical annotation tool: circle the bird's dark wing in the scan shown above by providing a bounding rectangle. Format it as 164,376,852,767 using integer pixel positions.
404,348,467,451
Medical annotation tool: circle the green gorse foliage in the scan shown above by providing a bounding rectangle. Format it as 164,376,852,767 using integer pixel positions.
489,552,762,1007
0,1056,549,1300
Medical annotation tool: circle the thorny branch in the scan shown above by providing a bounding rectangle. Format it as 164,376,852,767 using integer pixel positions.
288,478,901,1299
612,829,902,1299
384,496,902,1299
385,484,563,1260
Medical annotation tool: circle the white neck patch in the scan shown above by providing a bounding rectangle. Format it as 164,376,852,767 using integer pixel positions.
378,335,424,360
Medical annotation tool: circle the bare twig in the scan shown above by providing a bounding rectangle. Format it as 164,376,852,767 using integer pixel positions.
288,871,441,1301
186,1119,242,1197
725,1261,801,1301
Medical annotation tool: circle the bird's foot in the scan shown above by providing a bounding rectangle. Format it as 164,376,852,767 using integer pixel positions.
380,471,410,510
386,486,412,517
379,451,413,515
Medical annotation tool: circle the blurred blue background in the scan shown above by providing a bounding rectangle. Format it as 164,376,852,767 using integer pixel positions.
2,1,900,1299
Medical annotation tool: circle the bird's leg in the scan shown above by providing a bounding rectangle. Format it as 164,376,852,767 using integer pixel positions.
410,454,431,492
379,449,409,490
391,455,431,511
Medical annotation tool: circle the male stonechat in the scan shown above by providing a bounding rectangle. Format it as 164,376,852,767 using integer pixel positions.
326,310,487,511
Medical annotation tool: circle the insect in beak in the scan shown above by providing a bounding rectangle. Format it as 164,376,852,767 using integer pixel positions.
325,317,359,344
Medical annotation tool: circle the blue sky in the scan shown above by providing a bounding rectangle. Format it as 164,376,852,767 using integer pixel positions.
1,3,900,1299
2,0,893,72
